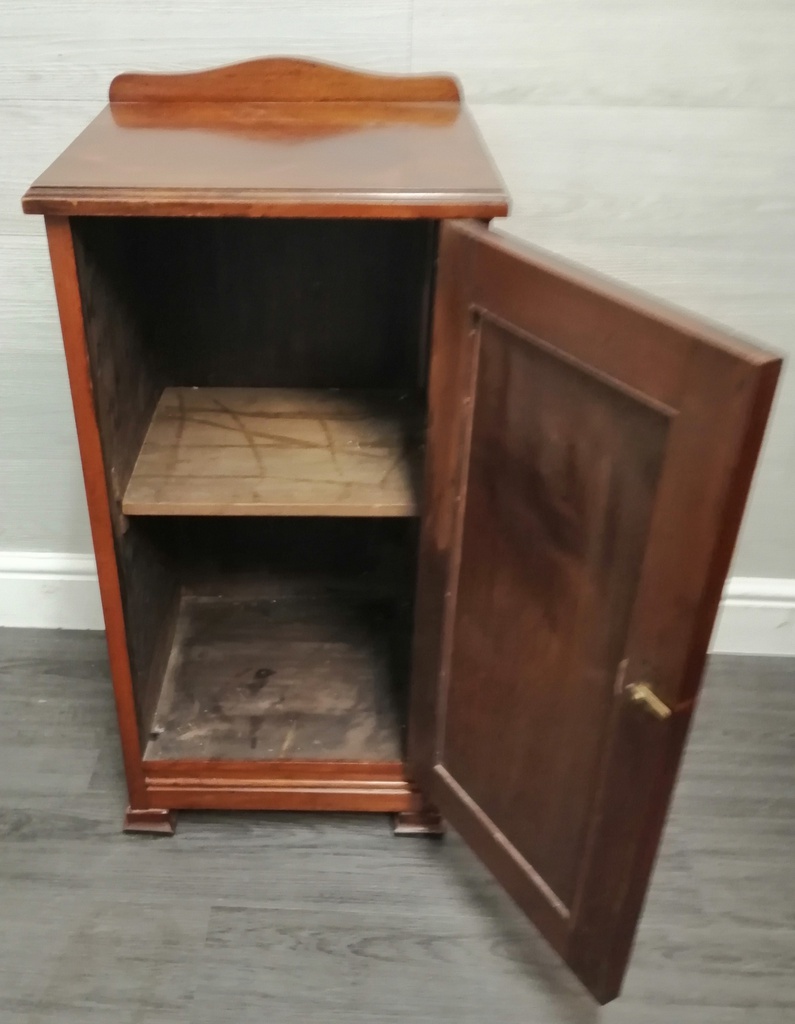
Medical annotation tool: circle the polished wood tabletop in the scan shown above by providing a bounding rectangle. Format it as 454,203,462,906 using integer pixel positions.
22,57,509,219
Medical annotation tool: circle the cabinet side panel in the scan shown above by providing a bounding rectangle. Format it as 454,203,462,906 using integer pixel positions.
71,219,180,741
44,216,147,805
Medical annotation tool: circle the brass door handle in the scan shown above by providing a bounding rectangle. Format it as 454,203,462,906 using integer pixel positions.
626,682,672,720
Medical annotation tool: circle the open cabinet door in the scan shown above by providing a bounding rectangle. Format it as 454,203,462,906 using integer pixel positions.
408,220,781,1003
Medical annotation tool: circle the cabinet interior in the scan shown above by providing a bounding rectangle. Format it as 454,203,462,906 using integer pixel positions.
136,517,416,763
71,216,434,764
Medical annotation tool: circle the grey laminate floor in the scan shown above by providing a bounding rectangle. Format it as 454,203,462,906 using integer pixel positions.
0,629,793,1023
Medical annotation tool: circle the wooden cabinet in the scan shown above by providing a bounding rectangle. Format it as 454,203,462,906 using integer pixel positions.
23,57,781,1003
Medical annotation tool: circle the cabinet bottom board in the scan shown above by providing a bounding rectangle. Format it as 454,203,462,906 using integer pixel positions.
143,569,410,763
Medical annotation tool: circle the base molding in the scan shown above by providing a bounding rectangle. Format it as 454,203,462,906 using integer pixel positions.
2,556,795,657
711,577,795,656
123,807,178,835
143,760,420,813
0,551,104,630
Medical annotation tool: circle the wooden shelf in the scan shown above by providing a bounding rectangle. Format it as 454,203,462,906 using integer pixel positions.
123,387,423,517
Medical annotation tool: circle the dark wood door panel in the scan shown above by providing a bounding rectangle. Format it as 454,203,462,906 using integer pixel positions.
442,315,670,911
410,219,781,1003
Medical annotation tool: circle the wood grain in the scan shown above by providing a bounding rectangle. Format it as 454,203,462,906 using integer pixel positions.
123,388,424,517
122,806,177,834
22,66,508,218
144,567,411,763
43,217,148,808
143,759,410,781
144,778,418,814
407,218,480,782
443,313,671,909
95,217,433,392
142,756,419,814
71,217,181,740
411,220,781,1003
109,55,460,103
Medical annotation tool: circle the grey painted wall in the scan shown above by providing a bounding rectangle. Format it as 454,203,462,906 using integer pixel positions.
2,2,793,575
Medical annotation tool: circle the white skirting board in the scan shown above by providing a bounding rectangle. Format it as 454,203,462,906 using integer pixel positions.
0,552,104,631
712,577,795,656
0,552,794,656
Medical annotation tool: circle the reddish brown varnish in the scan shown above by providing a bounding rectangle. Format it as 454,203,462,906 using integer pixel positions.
408,221,780,1001
24,57,780,1006
22,56,507,219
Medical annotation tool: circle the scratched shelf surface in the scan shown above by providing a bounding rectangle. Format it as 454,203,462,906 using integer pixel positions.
144,568,409,763
123,387,424,517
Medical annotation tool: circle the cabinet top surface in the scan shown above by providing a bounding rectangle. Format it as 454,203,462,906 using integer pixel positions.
22,57,509,219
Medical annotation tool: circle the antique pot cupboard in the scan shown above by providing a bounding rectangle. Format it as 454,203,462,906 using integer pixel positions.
23,58,780,1002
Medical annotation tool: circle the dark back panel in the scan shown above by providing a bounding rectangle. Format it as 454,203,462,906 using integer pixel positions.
75,217,434,390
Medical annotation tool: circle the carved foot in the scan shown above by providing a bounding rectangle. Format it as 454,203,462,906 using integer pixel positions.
123,807,177,835
393,807,445,836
